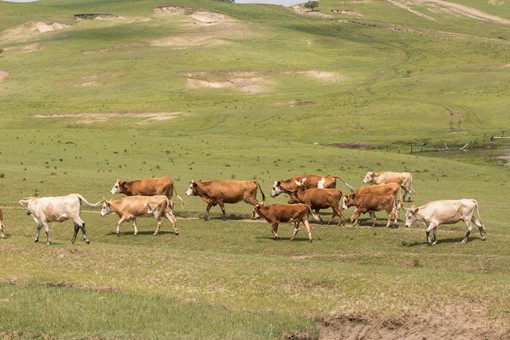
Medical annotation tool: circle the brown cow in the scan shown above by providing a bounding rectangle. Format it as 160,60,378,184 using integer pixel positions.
288,188,345,226
271,174,354,197
341,183,402,228
251,203,316,242
363,171,416,202
110,177,184,213
186,180,265,220
100,195,178,236
0,209,4,239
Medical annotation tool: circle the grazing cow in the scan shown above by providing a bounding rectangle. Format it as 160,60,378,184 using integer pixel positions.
0,209,4,239
405,199,486,245
186,180,265,221
363,171,416,202
288,188,345,225
100,195,178,236
251,203,317,242
19,194,102,245
341,183,402,228
271,174,354,198
110,177,184,213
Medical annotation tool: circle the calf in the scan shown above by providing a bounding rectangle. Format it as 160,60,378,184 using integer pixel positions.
405,199,486,245
251,203,316,242
363,171,416,202
288,188,344,225
342,183,401,228
0,209,4,239
186,180,265,220
271,174,354,197
110,177,184,213
19,194,102,245
100,195,178,236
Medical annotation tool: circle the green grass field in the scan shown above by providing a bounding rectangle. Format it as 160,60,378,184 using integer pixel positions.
0,0,509,338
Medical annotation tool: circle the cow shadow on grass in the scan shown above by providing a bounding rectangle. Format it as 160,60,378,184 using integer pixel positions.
404,237,482,247
105,230,177,237
255,236,315,242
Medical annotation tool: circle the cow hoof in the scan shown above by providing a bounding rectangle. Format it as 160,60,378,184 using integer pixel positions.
482,237,486,241
85,239,90,244
461,239,467,244
432,241,437,246
134,233,138,236
46,242,50,246
71,240,75,244
175,232,179,236
34,239,39,243
153,233,157,236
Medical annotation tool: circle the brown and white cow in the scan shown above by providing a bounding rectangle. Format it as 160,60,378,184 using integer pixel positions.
110,177,184,213
186,180,265,221
363,171,416,202
288,188,345,226
0,209,4,239
271,174,354,198
341,183,402,228
19,194,103,245
405,199,486,245
251,203,317,242
100,195,178,236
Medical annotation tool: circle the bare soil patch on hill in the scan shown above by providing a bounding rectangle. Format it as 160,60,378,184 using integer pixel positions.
34,112,182,125
0,71,10,82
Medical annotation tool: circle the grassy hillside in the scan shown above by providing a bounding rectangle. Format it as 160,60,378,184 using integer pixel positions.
0,0,509,338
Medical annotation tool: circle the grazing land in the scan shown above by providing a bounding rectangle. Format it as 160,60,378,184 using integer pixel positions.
0,0,509,338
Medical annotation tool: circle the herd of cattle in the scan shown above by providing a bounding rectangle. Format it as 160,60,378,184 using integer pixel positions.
0,171,487,246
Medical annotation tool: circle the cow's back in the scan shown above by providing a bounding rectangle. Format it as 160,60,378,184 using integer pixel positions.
127,177,173,196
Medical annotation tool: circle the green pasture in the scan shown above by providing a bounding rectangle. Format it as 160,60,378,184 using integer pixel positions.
0,0,509,338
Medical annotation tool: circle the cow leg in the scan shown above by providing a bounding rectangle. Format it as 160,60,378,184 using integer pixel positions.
154,218,163,236
204,204,213,221
80,223,90,244
471,216,486,241
165,211,179,235
352,210,361,227
218,202,227,221
462,220,472,244
43,223,51,245
0,222,4,239
426,224,438,245
290,221,300,241
116,216,128,236
315,209,324,224
132,219,138,236
271,223,280,240
35,224,43,243
369,212,378,227
303,218,312,242
71,222,80,244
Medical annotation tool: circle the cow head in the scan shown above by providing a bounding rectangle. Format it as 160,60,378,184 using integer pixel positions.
341,194,355,210
100,201,113,216
251,203,263,220
363,171,375,184
287,187,305,204
19,197,35,215
404,206,419,228
271,181,283,198
186,180,198,196
110,179,125,195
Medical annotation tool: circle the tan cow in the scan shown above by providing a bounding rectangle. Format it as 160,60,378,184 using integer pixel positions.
110,177,184,213
19,194,103,245
405,199,486,245
0,209,4,239
251,203,317,242
341,183,402,228
288,188,345,225
186,180,265,220
363,171,416,202
271,174,354,197
100,195,178,236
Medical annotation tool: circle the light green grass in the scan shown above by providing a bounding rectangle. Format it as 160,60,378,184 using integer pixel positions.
0,0,509,338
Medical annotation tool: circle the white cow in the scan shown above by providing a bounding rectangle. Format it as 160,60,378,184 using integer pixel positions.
363,171,416,202
100,195,178,236
405,199,486,245
19,194,103,245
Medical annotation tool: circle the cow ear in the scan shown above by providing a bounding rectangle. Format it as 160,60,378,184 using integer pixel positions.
193,182,198,188
277,181,281,186
410,206,418,213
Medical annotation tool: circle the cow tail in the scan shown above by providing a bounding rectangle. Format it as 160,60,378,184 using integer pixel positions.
307,205,319,222
76,194,104,207
474,200,487,233
173,186,186,208
409,176,417,194
255,181,266,204
334,176,354,193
